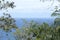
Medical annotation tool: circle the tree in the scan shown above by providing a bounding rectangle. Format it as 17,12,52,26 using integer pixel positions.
0,0,17,32
14,20,55,40
51,3,60,40
0,0,15,9
0,0,17,40
51,6,60,26
0,13,17,32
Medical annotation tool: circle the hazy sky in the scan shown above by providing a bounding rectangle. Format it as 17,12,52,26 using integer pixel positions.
0,0,59,18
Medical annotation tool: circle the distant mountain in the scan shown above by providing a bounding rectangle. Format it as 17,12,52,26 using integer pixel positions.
15,18,55,27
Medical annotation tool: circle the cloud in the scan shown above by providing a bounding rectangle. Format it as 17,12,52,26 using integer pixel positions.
13,0,59,9
1,0,59,18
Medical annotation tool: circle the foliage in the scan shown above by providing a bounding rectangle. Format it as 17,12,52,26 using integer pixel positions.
0,0,15,9
51,5,60,26
0,0,17,32
51,6,60,17
0,13,17,32
14,20,60,40
40,0,60,2
0,0,60,40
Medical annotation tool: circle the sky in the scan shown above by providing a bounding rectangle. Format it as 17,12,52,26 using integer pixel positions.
0,0,59,18
0,0,59,40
